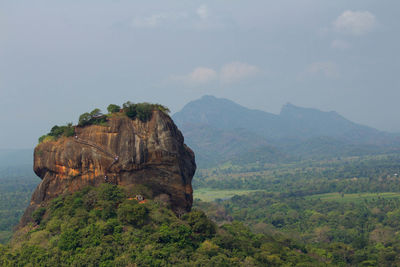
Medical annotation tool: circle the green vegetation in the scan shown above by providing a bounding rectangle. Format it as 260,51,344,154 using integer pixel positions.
194,188,261,202
0,166,38,244
191,153,400,265
106,104,121,114
38,102,171,144
11,102,400,265
32,207,46,224
78,102,170,126
197,191,400,265
122,101,170,122
0,184,319,266
194,154,400,196
3,151,400,265
38,123,75,143
306,192,400,203
78,108,107,127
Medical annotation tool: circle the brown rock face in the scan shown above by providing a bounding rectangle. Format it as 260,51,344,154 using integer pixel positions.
20,111,196,227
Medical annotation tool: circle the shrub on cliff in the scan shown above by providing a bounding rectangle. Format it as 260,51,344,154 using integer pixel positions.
38,135,55,143
38,123,75,143
107,104,121,114
122,101,137,119
78,112,91,126
122,101,170,122
78,108,107,127
49,124,74,138
38,102,170,143
136,103,153,122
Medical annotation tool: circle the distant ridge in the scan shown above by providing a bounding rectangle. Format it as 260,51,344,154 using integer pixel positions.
174,95,385,141
173,95,400,167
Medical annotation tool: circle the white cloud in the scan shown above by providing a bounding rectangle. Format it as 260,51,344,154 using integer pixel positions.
131,6,226,31
132,14,168,28
188,67,217,83
197,5,209,20
172,67,217,85
331,39,351,50
333,10,377,35
171,62,260,86
220,62,260,83
305,62,338,78
131,12,191,29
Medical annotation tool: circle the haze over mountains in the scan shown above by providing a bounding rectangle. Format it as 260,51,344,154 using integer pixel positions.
173,95,400,167
0,149,35,179
1,95,399,171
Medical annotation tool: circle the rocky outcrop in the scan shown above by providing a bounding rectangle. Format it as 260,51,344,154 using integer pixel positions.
20,110,196,227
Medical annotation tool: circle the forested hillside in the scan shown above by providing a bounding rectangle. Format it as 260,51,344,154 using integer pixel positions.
0,184,320,266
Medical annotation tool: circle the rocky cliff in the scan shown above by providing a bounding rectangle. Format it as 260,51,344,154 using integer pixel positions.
20,110,196,227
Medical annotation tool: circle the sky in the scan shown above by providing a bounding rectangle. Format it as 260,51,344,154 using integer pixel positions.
1,0,399,149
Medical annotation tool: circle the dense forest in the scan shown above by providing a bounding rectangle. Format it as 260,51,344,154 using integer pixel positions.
189,154,400,266
3,151,400,265
0,184,319,266
196,193,400,266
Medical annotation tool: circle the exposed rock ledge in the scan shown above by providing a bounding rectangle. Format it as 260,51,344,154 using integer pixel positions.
20,110,196,227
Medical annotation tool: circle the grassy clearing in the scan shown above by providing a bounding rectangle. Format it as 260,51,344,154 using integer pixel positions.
306,192,400,203
193,188,261,202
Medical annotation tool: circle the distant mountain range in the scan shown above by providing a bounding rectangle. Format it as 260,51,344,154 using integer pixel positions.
1,96,399,170
173,95,400,167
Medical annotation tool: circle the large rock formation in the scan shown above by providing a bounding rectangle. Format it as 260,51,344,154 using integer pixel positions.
20,110,195,227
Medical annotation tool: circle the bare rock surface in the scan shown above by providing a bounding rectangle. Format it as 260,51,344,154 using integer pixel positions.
20,111,196,227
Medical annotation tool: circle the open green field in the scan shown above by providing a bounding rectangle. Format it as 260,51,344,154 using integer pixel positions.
193,188,261,202
306,192,400,203
194,189,400,203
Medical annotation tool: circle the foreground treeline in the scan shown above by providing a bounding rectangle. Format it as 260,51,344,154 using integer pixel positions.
196,192,400,266
0,185,320,266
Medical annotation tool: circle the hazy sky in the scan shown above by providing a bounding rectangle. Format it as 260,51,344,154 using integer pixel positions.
1,1,399,149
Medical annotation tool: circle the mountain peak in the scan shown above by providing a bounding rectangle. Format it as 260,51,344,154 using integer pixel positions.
201,95,217,100
174,95,384,141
